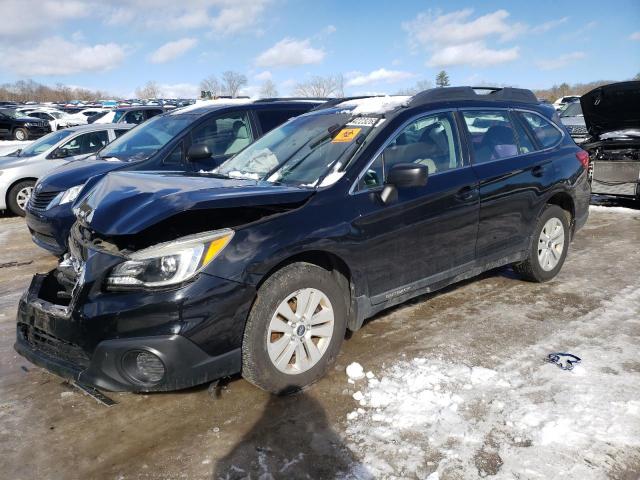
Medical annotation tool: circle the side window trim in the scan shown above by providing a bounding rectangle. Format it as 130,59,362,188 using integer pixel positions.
350,108,462,195
507,109,537,154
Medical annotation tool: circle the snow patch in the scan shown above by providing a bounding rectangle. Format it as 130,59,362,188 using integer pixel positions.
345,286,640,478
589,204,639,215
337,96,410,115
346,362,365,381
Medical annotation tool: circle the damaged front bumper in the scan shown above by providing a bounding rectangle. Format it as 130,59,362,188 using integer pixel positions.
15,261,255,392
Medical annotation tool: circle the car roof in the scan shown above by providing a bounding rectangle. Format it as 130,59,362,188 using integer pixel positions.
166,98,325,118
114,106,166,112
62,123,136,133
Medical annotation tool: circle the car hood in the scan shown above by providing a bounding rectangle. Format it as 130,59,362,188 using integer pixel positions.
37,158,125,192
0,154,48,169
74,171,314,236
581,81,640,137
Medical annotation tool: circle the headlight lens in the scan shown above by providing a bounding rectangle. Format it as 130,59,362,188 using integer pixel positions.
105,229,234,290
59,184,84,205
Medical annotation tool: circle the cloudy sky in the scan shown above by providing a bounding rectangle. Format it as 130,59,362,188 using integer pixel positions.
1,0,638,98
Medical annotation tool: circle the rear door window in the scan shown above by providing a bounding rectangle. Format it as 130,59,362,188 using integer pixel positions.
461,110,519,164
518,112,563,149
114,129,130,138
122,110,145,124
256,109,308,134
191,111,253,157
145,109,163,120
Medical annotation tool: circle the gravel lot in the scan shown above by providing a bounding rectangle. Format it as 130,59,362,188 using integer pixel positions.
0,201,639,479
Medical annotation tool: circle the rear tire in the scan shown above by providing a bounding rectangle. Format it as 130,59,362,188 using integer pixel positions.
514,205,571,282
242,262,347,395
7,180,35,216
13,128,28,141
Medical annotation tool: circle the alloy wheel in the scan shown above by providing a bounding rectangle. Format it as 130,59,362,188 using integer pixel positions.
537,217,565,271
267,288,335,375
15,186,33,211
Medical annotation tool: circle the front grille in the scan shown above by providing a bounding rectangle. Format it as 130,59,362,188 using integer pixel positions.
567,125,587,135
29,190,61,211
19,324,90,368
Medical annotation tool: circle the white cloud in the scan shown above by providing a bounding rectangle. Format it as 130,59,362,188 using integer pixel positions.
404,9,525,48
158,83,199,98
254,71,272,82
531,17,569,33
2,37,126,76
630,31,640,41
346,68,415,87
535,51,586,70
255,38,325,68
149,38,197,64
325,25,337,34
104,0,269,34
403,9,527,68
1,0,90,39
428,42,520,68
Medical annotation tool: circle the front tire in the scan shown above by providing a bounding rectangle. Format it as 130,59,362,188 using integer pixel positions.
13,128,28,141
513,205,570,282
242,262,347,394
7,180,35,216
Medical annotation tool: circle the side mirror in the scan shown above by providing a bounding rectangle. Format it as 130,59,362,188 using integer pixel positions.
52,148,71,159
380,163,428,204
187,144,212,161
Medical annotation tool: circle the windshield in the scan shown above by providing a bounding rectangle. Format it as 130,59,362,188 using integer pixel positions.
49,111,64,119
217,112,376,186
18,129,74,157
0,108,22,119
98,114,192,162
561,102,582,117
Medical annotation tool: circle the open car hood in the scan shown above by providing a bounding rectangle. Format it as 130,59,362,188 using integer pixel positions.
74,171,314,235
581,81,640,137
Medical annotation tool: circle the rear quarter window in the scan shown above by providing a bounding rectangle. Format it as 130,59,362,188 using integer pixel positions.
518,112,563,149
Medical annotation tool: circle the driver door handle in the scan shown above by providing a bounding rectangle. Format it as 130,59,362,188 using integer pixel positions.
455,186,476,201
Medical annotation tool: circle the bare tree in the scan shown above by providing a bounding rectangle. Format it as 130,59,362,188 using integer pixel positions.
200,75,222,98
259,79,279,98
293,74,344,97
0,79,112,102
221,71,248,98
135,81,162,99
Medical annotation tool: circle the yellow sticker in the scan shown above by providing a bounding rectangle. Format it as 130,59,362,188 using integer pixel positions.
332,127,361,143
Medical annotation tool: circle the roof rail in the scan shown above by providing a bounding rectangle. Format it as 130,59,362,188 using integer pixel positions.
253,97,331,103
409,86,538,107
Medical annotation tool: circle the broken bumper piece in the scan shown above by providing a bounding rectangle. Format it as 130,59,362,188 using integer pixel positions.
14,272,251,392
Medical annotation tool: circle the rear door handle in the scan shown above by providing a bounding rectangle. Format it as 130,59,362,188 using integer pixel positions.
455,186,476,201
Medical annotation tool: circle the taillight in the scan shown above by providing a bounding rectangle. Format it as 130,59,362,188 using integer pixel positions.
576,150,589,169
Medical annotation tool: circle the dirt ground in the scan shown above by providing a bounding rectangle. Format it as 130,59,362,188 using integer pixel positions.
1,200,639,479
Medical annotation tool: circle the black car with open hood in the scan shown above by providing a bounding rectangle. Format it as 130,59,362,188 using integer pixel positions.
15,87,591,395
581,81,640,201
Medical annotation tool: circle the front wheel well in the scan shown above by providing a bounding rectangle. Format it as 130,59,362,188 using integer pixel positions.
257,250,355,327
5,177,37,204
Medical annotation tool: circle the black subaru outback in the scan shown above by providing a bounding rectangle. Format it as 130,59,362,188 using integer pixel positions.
15,87,590,395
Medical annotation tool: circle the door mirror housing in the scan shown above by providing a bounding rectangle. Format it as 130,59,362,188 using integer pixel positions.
187,144,212,161
380,163,428,205
51,148,71,159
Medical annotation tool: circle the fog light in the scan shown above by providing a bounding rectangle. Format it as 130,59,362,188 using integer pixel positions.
122,350,165,384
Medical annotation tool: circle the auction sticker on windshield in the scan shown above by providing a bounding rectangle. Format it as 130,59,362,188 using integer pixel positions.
332,127,361,143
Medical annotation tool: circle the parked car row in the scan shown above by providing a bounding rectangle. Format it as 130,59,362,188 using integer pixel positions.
10,88,596,396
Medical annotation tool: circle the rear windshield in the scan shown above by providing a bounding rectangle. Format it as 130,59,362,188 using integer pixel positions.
97,114,192,162
560,103,582,117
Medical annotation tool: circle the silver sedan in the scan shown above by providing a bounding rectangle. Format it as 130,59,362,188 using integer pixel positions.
0,123,134,216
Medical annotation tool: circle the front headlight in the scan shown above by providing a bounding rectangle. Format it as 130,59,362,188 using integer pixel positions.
59,184,84,205
48,184,85,210
105,229,234,290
